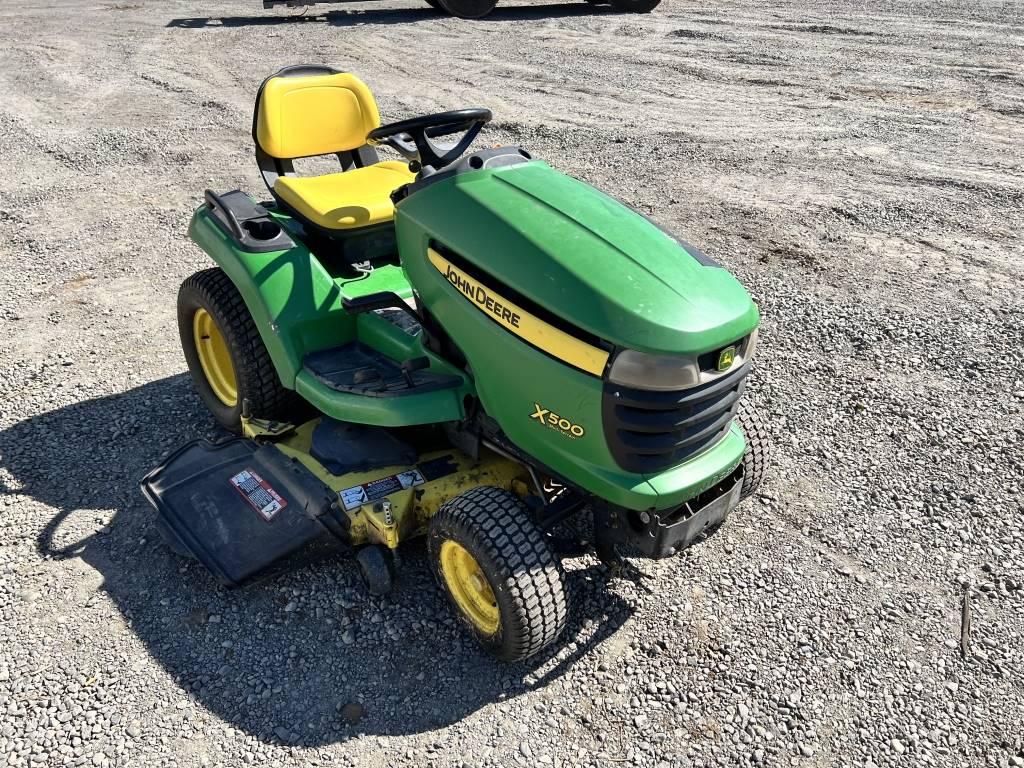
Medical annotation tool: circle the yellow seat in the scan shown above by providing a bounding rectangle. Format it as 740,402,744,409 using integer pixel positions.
253,68,414,232
273,162,414,230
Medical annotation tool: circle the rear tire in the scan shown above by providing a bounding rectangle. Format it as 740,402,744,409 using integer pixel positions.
609,0,660,11
736,398,769,499
178,268,299,433
437,0,497,18
428,486,567,662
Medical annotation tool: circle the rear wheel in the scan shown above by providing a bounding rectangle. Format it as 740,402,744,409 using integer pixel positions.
437,0,497,18
609,0,660,11
178,268,299,433
428,486,567,661
736,398,769,499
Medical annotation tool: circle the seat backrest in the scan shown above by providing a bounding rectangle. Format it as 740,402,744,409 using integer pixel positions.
254,67,381,160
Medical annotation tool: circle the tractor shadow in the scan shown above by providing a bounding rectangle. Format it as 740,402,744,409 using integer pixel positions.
166,2,613,29
0,375,633,746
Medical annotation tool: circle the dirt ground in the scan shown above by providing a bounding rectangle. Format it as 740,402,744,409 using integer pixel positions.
1,0,1022,766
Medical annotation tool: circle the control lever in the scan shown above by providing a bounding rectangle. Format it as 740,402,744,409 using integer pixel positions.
400,356,430,388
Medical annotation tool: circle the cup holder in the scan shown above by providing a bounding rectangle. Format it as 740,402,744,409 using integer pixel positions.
243,219,282,241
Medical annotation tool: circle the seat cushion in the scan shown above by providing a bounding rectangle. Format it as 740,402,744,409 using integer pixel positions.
273,161,415,230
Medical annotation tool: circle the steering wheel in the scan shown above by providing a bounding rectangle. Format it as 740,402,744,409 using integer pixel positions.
367,108,492,172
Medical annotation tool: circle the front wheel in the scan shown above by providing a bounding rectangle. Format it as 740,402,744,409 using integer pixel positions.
437,0,497,18
609,0,660,11
428,486,567,661
736,398,770,499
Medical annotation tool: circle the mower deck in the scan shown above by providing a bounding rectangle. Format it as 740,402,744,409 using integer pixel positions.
143,416,528,586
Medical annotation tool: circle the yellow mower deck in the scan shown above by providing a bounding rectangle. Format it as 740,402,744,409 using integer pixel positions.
243,415,527,550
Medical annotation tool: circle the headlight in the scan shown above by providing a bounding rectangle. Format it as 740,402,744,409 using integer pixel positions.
744,327,759,360
608,350,701,391
608,329,758,392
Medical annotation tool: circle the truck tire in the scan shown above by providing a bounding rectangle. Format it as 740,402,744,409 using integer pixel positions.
428,486,567,661
178,268,299,433
736,398,769,500
609,0,660,11
437,0,497,18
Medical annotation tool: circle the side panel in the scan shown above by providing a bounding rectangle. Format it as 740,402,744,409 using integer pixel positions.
396,170,748,510
402,229,741,509
190,205,468,425
189,206,355,387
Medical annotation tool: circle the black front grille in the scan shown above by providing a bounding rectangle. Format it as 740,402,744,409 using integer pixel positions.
603,362,749,474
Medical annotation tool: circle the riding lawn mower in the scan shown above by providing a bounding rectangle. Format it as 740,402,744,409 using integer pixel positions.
141,66,768,662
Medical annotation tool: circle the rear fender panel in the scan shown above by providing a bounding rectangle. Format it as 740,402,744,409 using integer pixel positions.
188,204,356,388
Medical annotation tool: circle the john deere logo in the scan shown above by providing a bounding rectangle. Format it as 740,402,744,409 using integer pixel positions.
717,346,736,372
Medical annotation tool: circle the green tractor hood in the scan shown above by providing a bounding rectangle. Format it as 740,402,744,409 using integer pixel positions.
398,160,758,356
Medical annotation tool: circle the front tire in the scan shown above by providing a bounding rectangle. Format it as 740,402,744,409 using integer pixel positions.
736,398,769,499
178,268,298,433
428,486,567,662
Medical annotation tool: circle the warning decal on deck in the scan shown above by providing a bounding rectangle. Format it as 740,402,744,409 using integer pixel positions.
339,469,426,511
230,469,287,522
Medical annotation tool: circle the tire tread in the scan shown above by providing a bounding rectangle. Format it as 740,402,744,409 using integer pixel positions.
179,268,300,430
429,486,567,661
737,398,769,499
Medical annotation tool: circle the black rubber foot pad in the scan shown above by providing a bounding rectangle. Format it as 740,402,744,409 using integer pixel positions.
303,342,460,397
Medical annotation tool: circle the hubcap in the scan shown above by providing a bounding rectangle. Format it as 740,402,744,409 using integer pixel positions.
439,540,499,635
192,308,237,406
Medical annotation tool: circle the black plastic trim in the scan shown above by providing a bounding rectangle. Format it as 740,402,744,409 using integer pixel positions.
603,362,750,474
204,189,295,253
140,438,347,587
592,469,743,559
303,342,462,398
397,147,532,202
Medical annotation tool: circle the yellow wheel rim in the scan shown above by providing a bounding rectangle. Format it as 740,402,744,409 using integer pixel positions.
192,308,238,407
439,540,499,635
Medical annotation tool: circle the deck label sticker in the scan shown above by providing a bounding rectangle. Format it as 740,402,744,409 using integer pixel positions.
340,469,426,511
230,469,287,522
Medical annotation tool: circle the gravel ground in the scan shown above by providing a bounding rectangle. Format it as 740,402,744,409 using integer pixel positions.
1,0,1023,766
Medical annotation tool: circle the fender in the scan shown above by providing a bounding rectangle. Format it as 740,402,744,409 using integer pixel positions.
188,205,353,388
188,206,470,427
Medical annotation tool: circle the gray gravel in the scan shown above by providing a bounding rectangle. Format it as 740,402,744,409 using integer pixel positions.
1,0,1023,766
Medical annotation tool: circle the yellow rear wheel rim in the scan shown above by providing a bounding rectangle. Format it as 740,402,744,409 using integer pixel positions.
439,540,499,635
193,308,238,407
